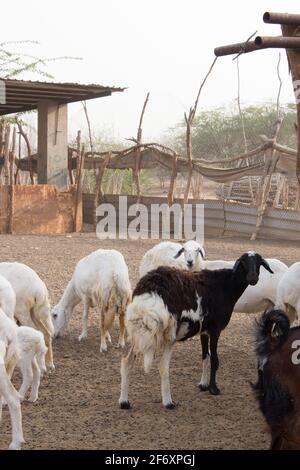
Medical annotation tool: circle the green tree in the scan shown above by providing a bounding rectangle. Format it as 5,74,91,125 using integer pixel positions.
165,103,297,161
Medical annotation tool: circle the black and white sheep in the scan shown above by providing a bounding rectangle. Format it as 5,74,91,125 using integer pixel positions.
119,252,273,409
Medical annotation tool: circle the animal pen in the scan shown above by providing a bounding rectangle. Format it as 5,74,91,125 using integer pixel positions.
0,79,123,234
83,11,300,242
2,11,300,241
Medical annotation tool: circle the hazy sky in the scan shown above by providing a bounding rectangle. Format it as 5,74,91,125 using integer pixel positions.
2,0,299,142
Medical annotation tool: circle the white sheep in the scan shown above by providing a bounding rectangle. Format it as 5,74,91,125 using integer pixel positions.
0,308,24,450
0,274,16,319
6,326,48,403
0,262,54,370
0,277,48,406
275,261,300,324
139,240,205,277
51,249,132,352
204,256,288,314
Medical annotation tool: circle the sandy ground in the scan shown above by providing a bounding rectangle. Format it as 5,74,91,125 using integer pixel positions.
0,233,299,450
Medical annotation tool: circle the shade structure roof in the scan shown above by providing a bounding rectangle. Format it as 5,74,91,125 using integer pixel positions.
0,78,125,115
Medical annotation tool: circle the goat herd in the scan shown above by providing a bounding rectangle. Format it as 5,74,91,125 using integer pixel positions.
1,239,300,450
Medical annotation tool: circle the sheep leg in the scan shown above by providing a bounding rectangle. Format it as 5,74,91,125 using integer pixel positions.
1,355,18,407
117,307,126,348
32,318,54,371
199,334,210,391
28,358,41,403
0,364,24,450
158,346,174,409
100,306,115,352
43,331,54,371
208,331,221,395
105,331,112,343
119,347,135,409
99,308,108,353
18,357,34,401
79,298,89,341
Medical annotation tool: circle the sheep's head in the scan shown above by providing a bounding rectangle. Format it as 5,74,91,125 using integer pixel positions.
232,252,273,286
174,240,205,270
51,304,66,338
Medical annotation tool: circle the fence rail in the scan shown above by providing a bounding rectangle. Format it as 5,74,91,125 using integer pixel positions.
83,193,300,241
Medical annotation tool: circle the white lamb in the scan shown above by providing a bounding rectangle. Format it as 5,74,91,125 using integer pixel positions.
139,240,206,277
0,308,24,450
0,262,54,370
275,261,300,324
51,249,132,352
6,326,47,403
0,275,47,402
205,256,288,314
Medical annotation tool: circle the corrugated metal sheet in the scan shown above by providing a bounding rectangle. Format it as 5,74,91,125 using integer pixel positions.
0,78,125,115
83,194,300,241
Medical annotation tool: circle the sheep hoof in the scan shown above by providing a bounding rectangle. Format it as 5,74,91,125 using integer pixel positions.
28,395,38,403
164,402,176,410
78,333,87,341
100,346,107,353
9,440,24,450
46,363,55,372
199,383,209,392
117,341,125,349
120,400,131,409
209,385,220,395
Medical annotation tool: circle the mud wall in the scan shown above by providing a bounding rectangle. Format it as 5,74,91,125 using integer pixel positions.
0,185,81,234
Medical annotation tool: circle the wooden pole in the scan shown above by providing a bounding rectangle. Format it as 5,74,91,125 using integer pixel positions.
4,125,11,186
134,92,150,201
68,148,74,185
76,130,81,183
93,152,111,228
73,144,85,232
7,127,16,234
14,131,21,185
183,57,218,205
15,117,33,184
251,119,283,240
168,153,178,206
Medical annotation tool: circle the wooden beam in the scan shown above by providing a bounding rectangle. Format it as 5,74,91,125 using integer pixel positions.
215,41,259,57
263,11,300,25
255,36,300,49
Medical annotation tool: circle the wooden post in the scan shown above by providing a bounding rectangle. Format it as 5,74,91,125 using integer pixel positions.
14,131,21,185
183,57,218,205
7,127,16,234
280,24,300,193
251,121,283,240
68,147,74,185
4,125,11,186
73,144,85,232
168,153,178,206
76,130,81,183
15,117,34,184
134,92,150,201
93,152,111,228
183,115,193,204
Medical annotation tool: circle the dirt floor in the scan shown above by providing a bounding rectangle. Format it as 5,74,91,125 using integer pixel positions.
0,233,299,450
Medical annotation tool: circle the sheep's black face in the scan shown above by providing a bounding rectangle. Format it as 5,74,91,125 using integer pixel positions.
233,252,274,286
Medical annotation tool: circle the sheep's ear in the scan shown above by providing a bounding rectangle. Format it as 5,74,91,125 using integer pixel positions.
198,248,206,260
260,257,274,274
174,247,184,259
271,322,283,338
232,259,240,273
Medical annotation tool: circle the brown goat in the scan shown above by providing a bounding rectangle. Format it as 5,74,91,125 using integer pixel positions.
253,309,300,450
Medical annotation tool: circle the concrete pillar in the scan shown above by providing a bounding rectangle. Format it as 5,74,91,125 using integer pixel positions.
37,101,68,189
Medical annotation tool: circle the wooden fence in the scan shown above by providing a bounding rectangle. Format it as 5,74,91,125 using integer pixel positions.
83,194,300,241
